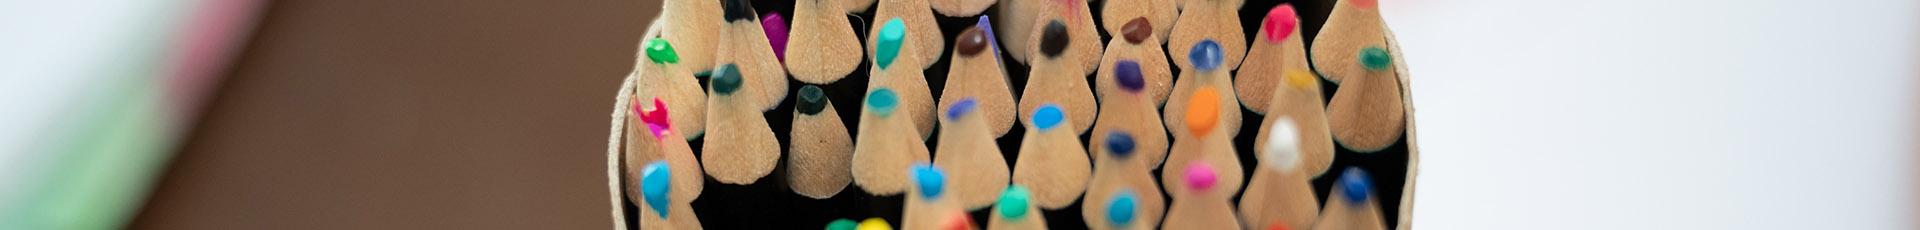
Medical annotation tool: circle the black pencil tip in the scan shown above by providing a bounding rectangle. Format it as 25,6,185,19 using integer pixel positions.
722,0,755,22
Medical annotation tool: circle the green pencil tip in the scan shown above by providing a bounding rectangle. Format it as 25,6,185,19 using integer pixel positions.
646,38,679,64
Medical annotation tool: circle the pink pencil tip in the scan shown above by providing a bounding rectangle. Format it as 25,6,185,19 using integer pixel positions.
639,98,673,139
1184,162,1218,190
762,12,788,62
1263,4,1298,43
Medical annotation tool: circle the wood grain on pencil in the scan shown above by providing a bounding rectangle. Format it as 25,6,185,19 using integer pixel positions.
932,98,1011,210
852,88,933,195
634,38,707,140
789,85,855,199
1082,132,1166,230
1092,41,1170,167
701,64,781,185
1019,21,1099,135
1254,71,1333,177
1164,42,1242,139
1237,4,1309,114
1027,0,1102,73
718,0,789,110
870,0,944,70
1240,119,1321,230
1168,0,1246,71
788,0,864,84
940,23,1018,137
658,0,720,73
1097,18,1174,107
1012,105,1091,209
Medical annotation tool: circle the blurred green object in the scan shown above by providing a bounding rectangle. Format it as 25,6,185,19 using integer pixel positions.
1,0,259,228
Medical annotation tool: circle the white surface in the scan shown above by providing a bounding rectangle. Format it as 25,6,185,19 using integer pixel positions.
1387,0,1917,229
0,0,173,219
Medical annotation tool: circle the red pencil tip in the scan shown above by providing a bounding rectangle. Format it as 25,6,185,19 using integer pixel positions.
1263,4,1298,43
942,212,973,230
1352,0,1378,9
638,97,672,139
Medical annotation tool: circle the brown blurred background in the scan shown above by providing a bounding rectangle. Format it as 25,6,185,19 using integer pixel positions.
131,0,659,228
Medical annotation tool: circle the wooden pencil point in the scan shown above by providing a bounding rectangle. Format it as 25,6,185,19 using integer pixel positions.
1327,45,1406,152
904,164,971,230
659,0,721,72
715,5,791,110
932,97,1011,209
790,85,855,199
1097,18,1175,106
852,87,933,195
1083,129,1166,229
626,111,704,230
701,62,780,185
1169,0,1246,71
1164,40,1242,140
869,0,944,70
1253,70,1333,176
633,38,707,140
866,29,938,138
1236,3,1310,114
787,0,863,84
1019,18,1100,134
1161,84,1245,229
1027,0,1103,73
1012,104,1092,209
1313,167,1386,230
941,19,1018,137
1240,118,1323,230
1312,0,1389,84
1093,35,1170,167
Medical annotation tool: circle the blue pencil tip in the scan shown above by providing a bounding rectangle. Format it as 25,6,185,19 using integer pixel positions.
912,163,945,199
640,161,672,217
1340,167,1372,204
946,98,978,121
1032,104,1066,131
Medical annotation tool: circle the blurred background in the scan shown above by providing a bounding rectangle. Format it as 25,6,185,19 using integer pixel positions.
0,0,1913,229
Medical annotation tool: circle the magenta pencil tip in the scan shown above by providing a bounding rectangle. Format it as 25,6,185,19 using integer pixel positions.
762,12,789,62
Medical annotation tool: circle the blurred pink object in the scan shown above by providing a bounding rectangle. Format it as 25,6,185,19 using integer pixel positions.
164,0,266,129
